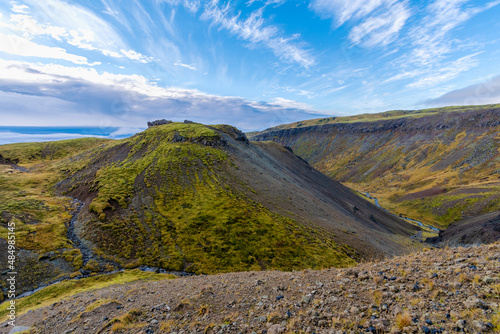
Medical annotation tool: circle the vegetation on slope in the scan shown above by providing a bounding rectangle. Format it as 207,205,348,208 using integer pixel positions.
63,122,356,273
0,138,112,299
249,105,500,229
0,122,359,300
249,103,500,133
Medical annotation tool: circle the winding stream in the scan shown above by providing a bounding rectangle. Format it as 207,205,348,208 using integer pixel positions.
13,198,192,300
66,199,122,269
364,192,440,233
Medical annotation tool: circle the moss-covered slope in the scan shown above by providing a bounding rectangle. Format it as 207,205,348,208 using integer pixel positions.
0,122,421,297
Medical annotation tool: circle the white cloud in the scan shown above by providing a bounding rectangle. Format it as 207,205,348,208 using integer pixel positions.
0,59,324,131
384,0,500,88
406,52,481,88
160,0,201,13
201,1,315,67
309,0,395,27
0,32,99,65
11,3,29,14
3,0,154,63
174,61,197,70
348,2,410,47
270,97,316,111
246,0,287,7
120,49,154,63
309,0,410,48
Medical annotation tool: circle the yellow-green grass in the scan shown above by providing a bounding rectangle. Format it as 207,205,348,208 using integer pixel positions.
0,269,176,321
0,138,115,254
0,137,111,165
347,181,500,229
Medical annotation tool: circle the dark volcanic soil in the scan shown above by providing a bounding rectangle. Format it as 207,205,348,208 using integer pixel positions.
432,211,500,246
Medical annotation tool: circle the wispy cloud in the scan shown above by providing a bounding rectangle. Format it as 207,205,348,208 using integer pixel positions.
388,0,500,89
348,2,410,47
406,52,482,88
309,0,410,47
407,0,500,67
0,32,99,65
309,0,395,27
174,61,197,70
3,0,153,63
201,1,315,67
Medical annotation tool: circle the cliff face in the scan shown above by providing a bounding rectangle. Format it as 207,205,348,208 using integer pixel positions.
250,106,500,229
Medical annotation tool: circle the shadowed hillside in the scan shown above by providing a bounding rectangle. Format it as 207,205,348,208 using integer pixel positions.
249,104,500,230
0,122,420,298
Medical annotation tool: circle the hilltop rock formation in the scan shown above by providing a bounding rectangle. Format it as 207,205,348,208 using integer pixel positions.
147,119,172,127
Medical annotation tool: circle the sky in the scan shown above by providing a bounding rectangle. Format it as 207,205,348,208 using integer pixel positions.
1,0,500,143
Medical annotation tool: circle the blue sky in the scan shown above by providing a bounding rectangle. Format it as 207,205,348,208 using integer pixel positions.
1,0,500,143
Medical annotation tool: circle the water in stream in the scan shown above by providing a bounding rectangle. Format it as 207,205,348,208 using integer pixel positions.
365,192,440,233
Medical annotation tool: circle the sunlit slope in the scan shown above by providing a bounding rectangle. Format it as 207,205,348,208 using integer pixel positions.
249,105,500,229
0,138,112,299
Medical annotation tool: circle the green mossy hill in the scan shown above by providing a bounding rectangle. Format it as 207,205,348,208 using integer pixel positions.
250,105,500,229
55,122,356,274
0,137,111,165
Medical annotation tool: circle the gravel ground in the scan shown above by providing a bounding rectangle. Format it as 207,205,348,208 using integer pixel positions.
2,243,500,334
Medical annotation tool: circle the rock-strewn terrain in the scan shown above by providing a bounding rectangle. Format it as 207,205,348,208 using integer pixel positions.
4,243,500,334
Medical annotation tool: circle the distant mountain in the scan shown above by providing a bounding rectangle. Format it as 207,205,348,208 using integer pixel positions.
249,104,500,230
0,122,420,298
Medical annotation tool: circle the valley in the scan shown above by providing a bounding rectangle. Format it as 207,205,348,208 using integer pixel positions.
249,104,500,234
0,107,499,333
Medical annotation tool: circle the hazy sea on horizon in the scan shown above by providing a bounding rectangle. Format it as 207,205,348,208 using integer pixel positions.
0,126,143,145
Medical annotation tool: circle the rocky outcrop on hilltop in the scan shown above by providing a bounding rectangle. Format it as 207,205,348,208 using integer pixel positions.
147,119,173,127
5,243,500,334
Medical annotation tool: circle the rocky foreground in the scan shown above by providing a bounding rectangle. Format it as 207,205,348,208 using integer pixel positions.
3,243,500,334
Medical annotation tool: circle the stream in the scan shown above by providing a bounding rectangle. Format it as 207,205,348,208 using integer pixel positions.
13,198,193,300
364,192,440,233
66,199,122,269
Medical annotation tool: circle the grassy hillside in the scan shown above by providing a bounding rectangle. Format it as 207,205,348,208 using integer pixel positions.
249,105,500,229
0,138,112,300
